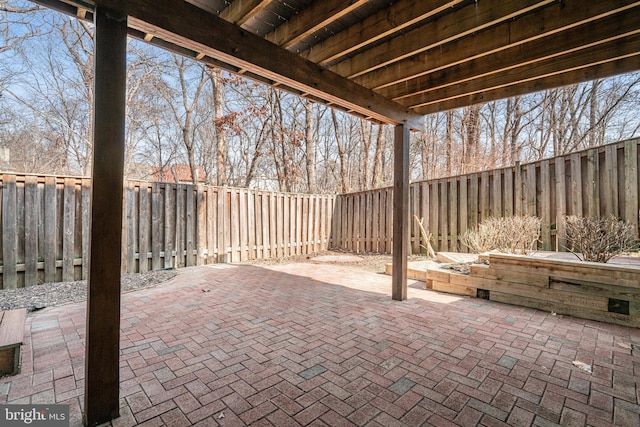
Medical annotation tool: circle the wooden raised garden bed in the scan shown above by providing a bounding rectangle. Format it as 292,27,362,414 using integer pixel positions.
427,253,640,328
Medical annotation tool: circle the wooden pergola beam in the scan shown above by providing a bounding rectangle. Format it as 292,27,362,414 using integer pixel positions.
265,0,368,49
84,4,127,426
414,54,640,115
301,0,465,65
356,0,640,91
330,0,555,79
407,35,640,110
114,0,420,127
219,0,272,26
389,12,640,102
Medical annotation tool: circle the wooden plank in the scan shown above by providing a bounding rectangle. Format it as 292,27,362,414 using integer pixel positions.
479,171,490,221
624,139,638,237
247,189,256,259
306,194,313,254
359,193,367,253
175,184,185,267
24,176,38,287
586,148,600,218
255,191,263,259
514,162,523,215
125,182,136,272
300,196,310,254
224,188,233,262
229,189,238,262
351,194,359,253
62,178,76,282
205,186,218,264
262,192,270,258
43,176,57,284
269,192,277,257
492,169,502,218
139,183,149,272
218,188,228,262
409,184,418,254
196,184,206,265
314,195,321,253
555,158,567,251
570,153,583,216
185,184,196,266
439,179,448,252
419,182,429,252
525,163,536,217
504,167,514,217
276,193,283,258
470,264,548,287
469,173,478,231
540,160,551,250
432,280,476,297
288,194,296,255
386,188,393,253
488,254,640,288
458,178,467,252
449,177,458,251
320,195,326,252
550,277,640,302
164,183,176,268
372,191,379,253
332,195,341,250
84,10,127,423
430,181,439,252
327,196,335,250
151,182,162,270
361,193,369,253
0,308,26,348
451,271,609,312
392,124,410,301
425,268,451,283
296,194,303,254
81,179,91,279
602,144,620,217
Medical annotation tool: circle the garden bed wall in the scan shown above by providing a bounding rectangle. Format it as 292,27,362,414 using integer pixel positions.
427,253,640,327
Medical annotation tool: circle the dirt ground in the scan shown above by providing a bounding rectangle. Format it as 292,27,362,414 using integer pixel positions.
241,249,425,274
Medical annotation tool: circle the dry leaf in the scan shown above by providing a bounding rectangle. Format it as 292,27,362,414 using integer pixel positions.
572,360,592,374
617,342,634,350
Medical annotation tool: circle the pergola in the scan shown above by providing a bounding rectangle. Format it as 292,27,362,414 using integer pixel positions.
29,0,640,425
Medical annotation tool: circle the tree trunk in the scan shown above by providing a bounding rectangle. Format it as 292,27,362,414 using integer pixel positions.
304,100,318,193
330,109,348,193
371,125,385,188
445,111,454,174
211,67,227,185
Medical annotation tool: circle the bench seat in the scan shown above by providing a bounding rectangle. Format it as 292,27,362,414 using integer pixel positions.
0,308,27,376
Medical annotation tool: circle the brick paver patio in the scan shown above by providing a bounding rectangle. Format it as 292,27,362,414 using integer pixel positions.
1,263,639,426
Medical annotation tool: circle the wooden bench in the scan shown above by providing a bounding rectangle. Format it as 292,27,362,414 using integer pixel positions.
0,308,27,376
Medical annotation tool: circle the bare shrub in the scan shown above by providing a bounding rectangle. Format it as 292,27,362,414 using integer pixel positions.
563,215,638,263
461,215,541,254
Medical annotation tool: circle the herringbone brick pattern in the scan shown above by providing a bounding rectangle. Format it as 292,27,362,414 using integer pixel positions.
1,263,639,426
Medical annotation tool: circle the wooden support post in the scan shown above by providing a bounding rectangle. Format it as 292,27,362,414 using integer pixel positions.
84,6,127,426
392,124,409,301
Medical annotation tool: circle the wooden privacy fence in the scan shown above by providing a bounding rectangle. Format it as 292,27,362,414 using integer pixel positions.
334,138,640,254
0,175,335,289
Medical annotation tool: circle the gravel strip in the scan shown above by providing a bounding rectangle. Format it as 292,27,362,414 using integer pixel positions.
0,270,177,312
